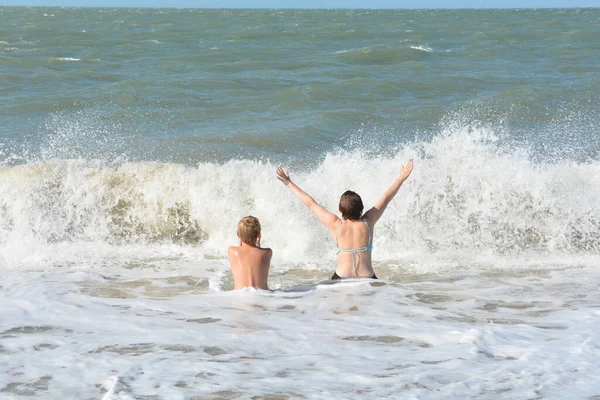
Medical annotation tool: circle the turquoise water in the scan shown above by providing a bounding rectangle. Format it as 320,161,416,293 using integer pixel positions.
0,7,599,254
1,7,598,164
2,7,600,400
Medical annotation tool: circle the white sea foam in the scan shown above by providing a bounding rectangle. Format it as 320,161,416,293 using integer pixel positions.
410,45,433,52
51,57,81,62
1,8,598,398
1,264,599,399
1,129,599,398
1,129,598,271
332,46,372,55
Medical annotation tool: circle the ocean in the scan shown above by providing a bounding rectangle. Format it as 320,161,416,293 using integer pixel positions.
1,6,600,399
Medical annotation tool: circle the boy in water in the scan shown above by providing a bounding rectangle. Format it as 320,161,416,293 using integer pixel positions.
228,216,272,290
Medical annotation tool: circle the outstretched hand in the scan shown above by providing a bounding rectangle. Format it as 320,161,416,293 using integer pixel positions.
276,166,292,186
399,159,414,181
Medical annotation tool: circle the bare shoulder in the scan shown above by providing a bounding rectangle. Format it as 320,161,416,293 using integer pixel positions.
261,248,273,270
259,247,273,257
362,210,376,227
327,216,342,233
228,246,240,256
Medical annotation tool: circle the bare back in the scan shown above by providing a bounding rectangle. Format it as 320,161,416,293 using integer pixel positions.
276,159,413,280
228,244,272,290
331,219,375,278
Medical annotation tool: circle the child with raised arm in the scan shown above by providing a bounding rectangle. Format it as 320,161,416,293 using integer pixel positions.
228,216,272,290
276,160,413,280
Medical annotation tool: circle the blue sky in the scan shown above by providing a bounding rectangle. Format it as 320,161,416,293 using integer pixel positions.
1,0,599,7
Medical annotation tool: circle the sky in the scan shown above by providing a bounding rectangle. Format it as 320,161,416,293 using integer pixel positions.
1,0,599,7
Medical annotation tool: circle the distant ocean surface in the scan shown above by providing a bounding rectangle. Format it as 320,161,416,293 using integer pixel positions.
1,7,600,399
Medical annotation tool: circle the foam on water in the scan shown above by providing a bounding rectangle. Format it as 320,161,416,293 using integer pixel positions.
1,264,600,399
1,127,598,272
3,125,598,398
1,8,599,396
410,45,434,52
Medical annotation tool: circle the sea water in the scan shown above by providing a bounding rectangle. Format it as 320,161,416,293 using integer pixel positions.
1,7,600,399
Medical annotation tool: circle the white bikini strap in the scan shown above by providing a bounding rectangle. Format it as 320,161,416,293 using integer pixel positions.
362,219,372,245
335,220,343,247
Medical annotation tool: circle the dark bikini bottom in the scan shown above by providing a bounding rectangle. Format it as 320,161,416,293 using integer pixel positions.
331,272,377,280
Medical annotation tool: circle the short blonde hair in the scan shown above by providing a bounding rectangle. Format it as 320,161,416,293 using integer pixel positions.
237,216,261,246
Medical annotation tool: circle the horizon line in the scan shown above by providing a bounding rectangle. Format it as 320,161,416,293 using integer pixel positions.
1,4,599,9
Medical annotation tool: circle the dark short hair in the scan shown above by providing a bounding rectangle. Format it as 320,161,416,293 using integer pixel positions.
339,190,363,220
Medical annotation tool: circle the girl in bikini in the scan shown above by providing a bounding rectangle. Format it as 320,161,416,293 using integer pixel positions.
276,159,414,279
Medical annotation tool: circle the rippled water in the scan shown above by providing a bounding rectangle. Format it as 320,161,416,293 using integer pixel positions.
1,7,599,399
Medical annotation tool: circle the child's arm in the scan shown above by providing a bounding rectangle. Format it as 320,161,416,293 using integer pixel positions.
276,167,340,232
363,159,414,226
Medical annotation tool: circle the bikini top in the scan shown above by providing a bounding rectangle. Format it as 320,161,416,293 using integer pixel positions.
335,219,373,276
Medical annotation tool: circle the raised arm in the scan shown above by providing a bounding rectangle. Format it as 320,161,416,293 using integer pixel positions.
363,159,414,226
276,167,340,232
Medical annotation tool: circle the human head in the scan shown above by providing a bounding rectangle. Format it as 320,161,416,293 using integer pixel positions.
237,216,261,246
339,190,363,220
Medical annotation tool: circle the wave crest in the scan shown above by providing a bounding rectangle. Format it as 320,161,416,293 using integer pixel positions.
1,128,599,268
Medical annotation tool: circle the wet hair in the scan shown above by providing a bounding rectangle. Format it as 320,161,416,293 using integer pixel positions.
237,216,261,246
339,190,364,221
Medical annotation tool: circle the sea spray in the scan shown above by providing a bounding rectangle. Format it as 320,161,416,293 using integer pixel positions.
1,128,598,269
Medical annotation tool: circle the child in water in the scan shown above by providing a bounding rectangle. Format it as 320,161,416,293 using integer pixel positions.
276,159,413,279
228,216,272,290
